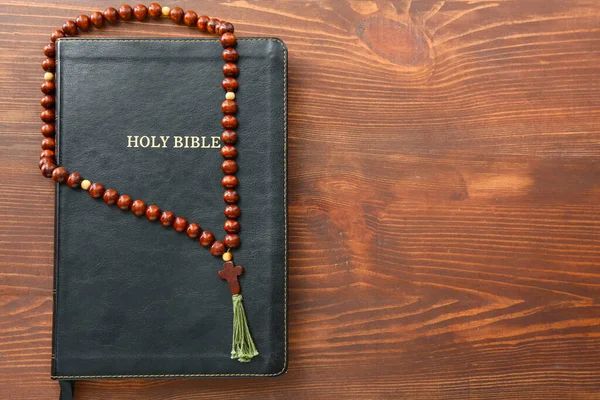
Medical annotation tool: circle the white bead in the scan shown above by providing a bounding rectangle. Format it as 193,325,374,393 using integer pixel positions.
80,180,91,190
162,6,170,16
225,92,235,100
44,72,54,81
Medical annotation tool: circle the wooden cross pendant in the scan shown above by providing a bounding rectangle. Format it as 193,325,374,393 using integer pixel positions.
218,261,244,294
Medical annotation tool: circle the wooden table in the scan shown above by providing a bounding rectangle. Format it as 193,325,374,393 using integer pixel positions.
1,1,600,398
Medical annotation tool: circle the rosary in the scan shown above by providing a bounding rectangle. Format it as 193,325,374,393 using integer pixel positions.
38,4,258,363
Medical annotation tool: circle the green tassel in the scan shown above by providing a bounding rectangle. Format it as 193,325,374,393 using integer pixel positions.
231,294,259,363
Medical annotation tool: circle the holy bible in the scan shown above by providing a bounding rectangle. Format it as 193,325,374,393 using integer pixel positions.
51,38,287,387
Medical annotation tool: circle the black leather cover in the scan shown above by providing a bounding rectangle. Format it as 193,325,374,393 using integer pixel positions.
52,38,287,379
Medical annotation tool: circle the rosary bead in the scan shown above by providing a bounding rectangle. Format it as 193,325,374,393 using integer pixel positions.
224,204,240,219
222,115,238,129
41,123,55,137
186,223,201,239
52,167,68,183
40,149,55,159
90,12,104,28
222,160,238,174
220,33,236,48
42,58,55,72
39,157,53,169
145,205,161,220
103,189,119,205
88,182,105,199
222,62,239,78
41,137,55,150
197,15,209,32
40,163,56,178
222,48,239,62
224,234,240,248
160,211,175,226
173,216,188,232
224,219,240,233
43,43,56,57
103,7,119,23
183,10,198,26
161,6,170,16
41,81,55,94
225,92,235,101
217,21,234,35
41,109,55,123
222,251,232,261
44,72,54,81
131,199,147,216
221,144,237,159
118,4,133,20
41,95,55,109
223,190,239,204
80,179,91,190
199,231,215,247
169,7,184,23
210,240,226,256
222,175,238,189
221,99,237,114
148,3,162,18
51,30,65,42
222,130,237,144
62,20,78,36
222,77,238,92
67,172,82,188
117,194,132,210
207,18,220,34
133,4,148,20
76,15,91,31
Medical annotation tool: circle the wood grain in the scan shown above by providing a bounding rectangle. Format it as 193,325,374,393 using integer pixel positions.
1,0,600,398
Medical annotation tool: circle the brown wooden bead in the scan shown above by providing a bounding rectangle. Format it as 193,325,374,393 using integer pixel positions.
51,167,68,183
41,149,54,159
222,62,239,78
196,15,209,31
41,95,55,109
223,189,239,204
186,223,201,239
39,157,53,169
222,130,237,144
224,204,240,219
133,4,148,21
117,195,132,210
145,205,161,220
221,144,238,159
131,199,147,216
183,10,197,27
103,189,119,205
222,77,238,92
222,175,238,189
41,123,55,137
42,58,55,72
118,4,133,20
173,216,188,232
40,163,56,178
90,12,104,27
76,15,91,31
51,30,65,42
224,219,240,233
222,115,238,129
88,182,105,199
43,43,56,57
67,172,82,188
222,160,238,174
220,33,236,48
41,137,55,150
169,7,184,23
41,109,55,123
224,233,240,249
103,7,119,23
148,3,162,18
207,18,220,33
222,48,239,62
199,231,215,247
210,240,226,256
62,20,78,36
217,21,234,35
41,81,55,94
221,99,237,114
160,211,175,226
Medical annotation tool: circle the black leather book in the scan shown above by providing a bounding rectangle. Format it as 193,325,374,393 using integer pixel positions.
52,38,287,385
